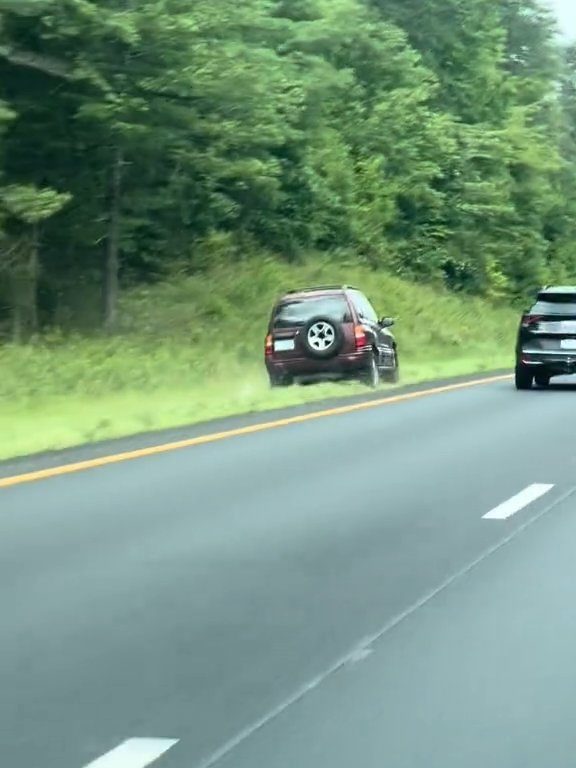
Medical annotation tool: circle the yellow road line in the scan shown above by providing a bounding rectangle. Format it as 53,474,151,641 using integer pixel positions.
0,373,512,489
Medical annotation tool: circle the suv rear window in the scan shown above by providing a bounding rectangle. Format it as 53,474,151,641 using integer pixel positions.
273,296,351,329
533,294,576,314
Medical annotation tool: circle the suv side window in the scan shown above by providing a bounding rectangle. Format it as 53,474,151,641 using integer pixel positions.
350,291,378,324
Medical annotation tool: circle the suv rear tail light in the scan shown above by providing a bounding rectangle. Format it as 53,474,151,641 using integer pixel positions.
265,334,273,357
521,314,543,328
354,325,367,350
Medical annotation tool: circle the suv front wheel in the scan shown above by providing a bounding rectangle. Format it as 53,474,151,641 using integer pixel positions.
515,363,533,390
382,349,399,384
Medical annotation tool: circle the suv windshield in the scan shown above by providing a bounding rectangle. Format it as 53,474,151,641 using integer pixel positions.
273,296,351,329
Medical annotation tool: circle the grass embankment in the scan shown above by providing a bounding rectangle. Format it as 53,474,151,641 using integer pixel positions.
1,258,517,460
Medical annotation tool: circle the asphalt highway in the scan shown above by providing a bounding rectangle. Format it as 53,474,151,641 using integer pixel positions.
2,375,576,767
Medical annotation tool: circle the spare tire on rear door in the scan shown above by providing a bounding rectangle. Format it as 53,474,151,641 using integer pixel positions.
301,315,344,359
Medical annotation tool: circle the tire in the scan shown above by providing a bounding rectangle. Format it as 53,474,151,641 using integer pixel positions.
382,349,399,384
362,353,380,388
535,372,551,387
269,373,292,388
515,364,533,390
301,316,344,360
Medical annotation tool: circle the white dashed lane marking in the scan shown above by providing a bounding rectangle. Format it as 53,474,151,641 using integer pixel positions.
82,738,179,768
483,484,554,521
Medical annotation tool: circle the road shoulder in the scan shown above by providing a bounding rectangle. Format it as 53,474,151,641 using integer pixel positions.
1,370,510,482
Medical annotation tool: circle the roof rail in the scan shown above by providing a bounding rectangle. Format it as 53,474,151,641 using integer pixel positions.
286,284,359,294
539,285,576,293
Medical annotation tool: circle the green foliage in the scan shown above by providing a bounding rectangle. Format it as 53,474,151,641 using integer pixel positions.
0,257,517,458
1,184,70,223
0,0,575,334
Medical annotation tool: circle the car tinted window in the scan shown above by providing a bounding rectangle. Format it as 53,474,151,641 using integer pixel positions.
537,292,576,303
273,297,351,329
532,300,576,315
350,291,378,323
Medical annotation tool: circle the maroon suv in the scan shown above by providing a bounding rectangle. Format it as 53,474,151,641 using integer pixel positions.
265,285,398,387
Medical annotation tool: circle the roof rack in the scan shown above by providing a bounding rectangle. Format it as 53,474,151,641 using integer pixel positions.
286,284,359,294
539,285,576,293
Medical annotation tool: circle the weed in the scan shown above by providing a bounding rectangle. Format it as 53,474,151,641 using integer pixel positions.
0,257,516,459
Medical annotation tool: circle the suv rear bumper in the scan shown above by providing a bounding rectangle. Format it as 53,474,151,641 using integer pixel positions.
519,351,576,375
266,349,372,380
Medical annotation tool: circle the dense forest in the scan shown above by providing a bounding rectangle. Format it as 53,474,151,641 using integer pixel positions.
0,0,575,340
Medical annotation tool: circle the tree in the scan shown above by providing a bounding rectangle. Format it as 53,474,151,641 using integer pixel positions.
1,0,576,338
0,184,70,340
370,0,508,123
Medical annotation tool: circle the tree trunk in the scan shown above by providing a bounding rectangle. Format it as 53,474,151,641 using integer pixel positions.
10,232,39,343
10,275,24,343
103,146,123,332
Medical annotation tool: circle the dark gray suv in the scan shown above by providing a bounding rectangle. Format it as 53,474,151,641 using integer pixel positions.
516,286,576,389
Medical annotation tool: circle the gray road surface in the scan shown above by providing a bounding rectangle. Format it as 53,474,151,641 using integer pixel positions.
2,377,576,767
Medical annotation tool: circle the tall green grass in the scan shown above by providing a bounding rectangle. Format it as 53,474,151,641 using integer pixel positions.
1,257,517,460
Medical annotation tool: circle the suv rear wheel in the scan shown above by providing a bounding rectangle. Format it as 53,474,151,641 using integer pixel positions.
362,353,380,388
269,373,292,388
515,364,533,390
